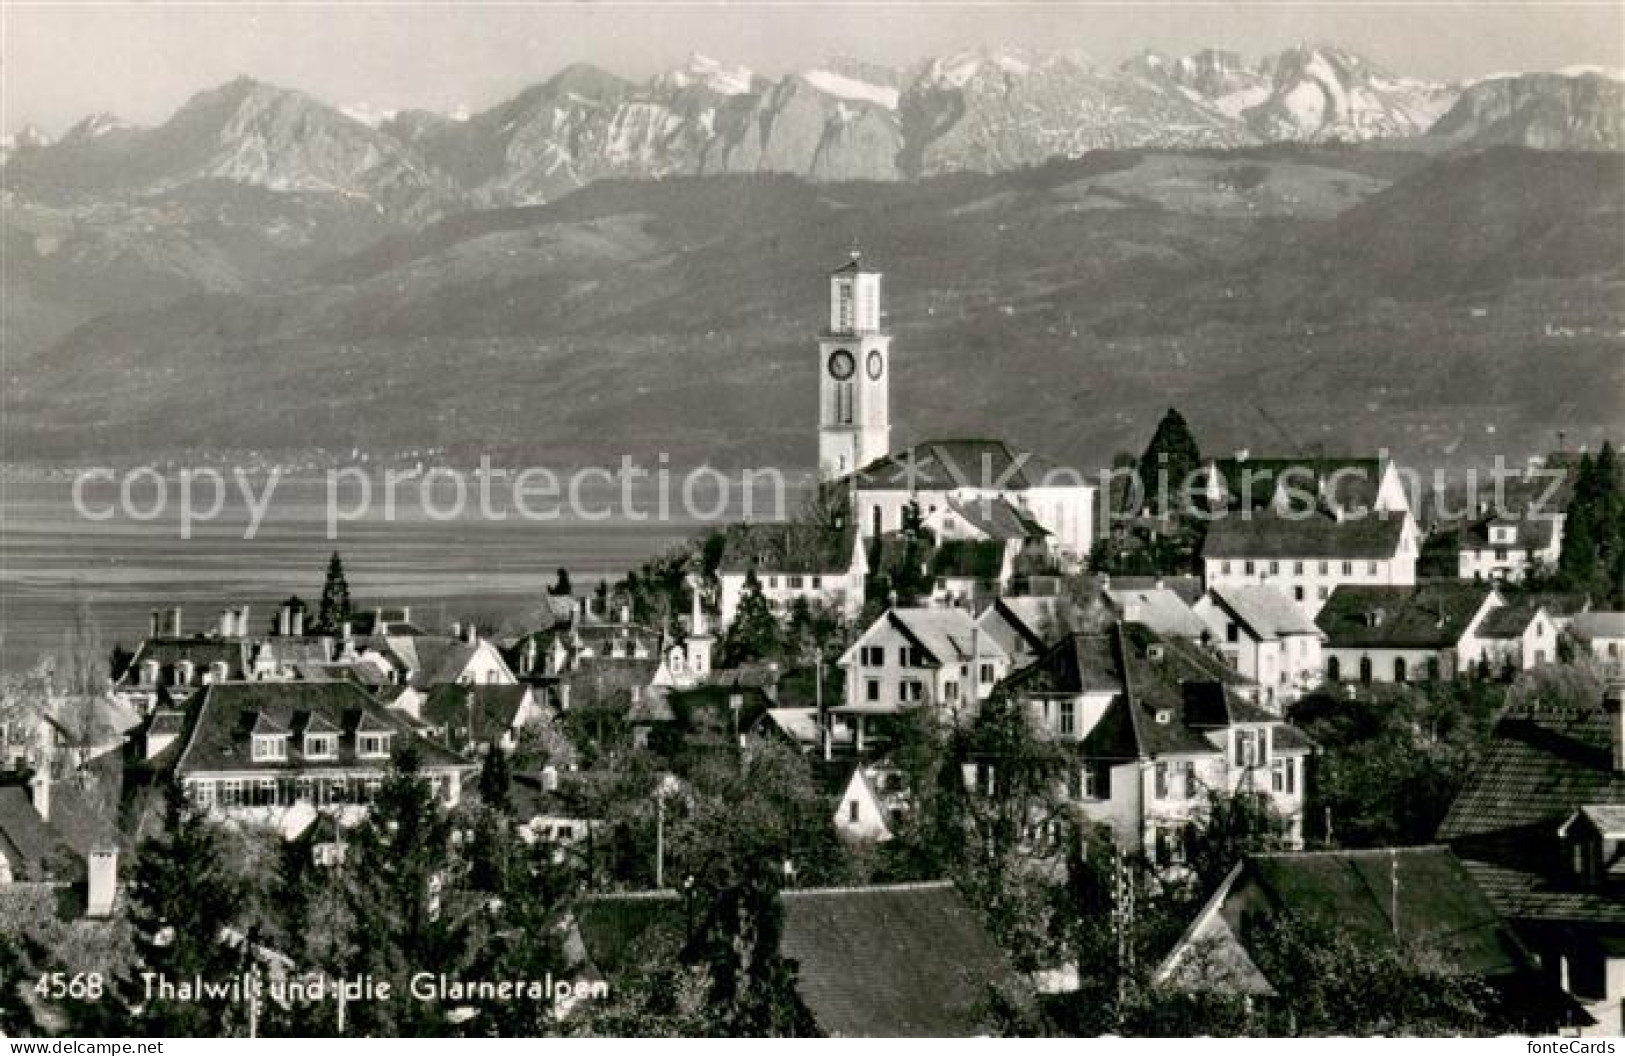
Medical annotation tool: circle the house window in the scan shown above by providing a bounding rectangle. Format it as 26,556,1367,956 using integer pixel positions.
1394,657,1408,683
191,781,215,808
787,576,804,589
1269,561,1279,575
1154,762,1170,799
1221,561,1232,575
848,800,860,823
357,732,393,759
1294,561,1305,575
865,679,880,702
1294,586,1305,602
979,663,995,684
899,680,924,704
1367,561,1379,576
1327,656,1342,681
811,576,822,590
1319,561,1329,575
1318,586,1329,600
1182,761,1197,799
1342,561,1353,576
861,646,884,667
1226,623,1240,644
1058,699,1076,735
1359,657,1373,683
304,734,337,760
1244,561,1256,575
1235,729,1263,767
1082,763,1110,800
898,647,910,666
944,681,960,702
252,735,288,762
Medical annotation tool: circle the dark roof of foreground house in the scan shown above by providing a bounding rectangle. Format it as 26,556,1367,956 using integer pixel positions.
1316,581,1495,650
1158,846,1582,1028
1476,603,1549,640
777,882,1025,1037
1437,689,1625,929
170,681,472,776
571,882,1026,1037
853,439,1078,492
1461,513,1558,552
0,780,118,882
941,495,1049,541
1202,509,1409,561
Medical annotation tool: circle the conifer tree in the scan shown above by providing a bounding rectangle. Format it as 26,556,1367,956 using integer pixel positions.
315,551,353,633
721,570,781,666
1136,408,1203,518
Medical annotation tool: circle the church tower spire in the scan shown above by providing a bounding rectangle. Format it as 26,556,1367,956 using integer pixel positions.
818,246,891,481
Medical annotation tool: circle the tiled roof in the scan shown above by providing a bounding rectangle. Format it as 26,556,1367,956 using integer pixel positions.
1208,456,1387,513
718,521,860,575
1105,586,1208,639
853,439,1078,492
1206,585,1322,639
1103,575,1204,606
1461,514,1558,552
1476,604,1546,640
1572,612,1625,641
173,681,471,776
942,495,1048,541
1316,581,1495,650
0,786,73,880
887,608,1007,667
976,597,1063,658
778,882,1025,1037
1521,592,1593,619
1439,692,1625,927
421,685,532,744
117,638,250,687
1244,847,1535,979
1202,510,1409,561
1000,633,1121,697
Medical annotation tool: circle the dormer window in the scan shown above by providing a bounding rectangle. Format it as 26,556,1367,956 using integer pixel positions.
1490,524,1517,546
251,734,289,763
357,732,393,759
304,733,338,761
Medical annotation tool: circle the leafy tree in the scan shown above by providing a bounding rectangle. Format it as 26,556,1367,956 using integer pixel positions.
1180,787,1288,898
315,551,353,634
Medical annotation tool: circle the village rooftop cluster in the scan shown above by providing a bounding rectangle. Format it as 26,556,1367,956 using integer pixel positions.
1,252,1622,1038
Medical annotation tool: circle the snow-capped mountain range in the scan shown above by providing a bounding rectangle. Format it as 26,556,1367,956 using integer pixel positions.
4,45,1621,212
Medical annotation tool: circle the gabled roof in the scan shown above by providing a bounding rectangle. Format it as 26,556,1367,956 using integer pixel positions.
1439,689,1625,927
173,682,472,775
1000,633,1122,697
778,882,1026,1037
717,520,861,575
1159,847,1544,997
976,596,1063,658
117,637,250,686
1316,581,1495,650
1102,575,1204,606
1106,584,1209,639
421,684,533,744
852,439,1078,492
0,786,74,880
1202,510,1410,561
881,608,1007,667
1476,603,1548,640
1461,513,1558,552
1206,585,1322,640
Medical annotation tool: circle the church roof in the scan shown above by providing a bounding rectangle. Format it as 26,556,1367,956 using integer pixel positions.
853,439,1078,492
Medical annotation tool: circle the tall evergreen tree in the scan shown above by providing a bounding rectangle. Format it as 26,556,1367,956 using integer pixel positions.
1135,408,1203,518
720,571,781,666
478,746,512,812
315,551,353,633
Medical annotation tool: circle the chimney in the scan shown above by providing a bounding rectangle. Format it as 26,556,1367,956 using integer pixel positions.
557,683,571,711
620,603,631,625
278,605,292,637
451,621,463,640
523,637,538,674
400,606,411,624
217,609,232,637
209,660,230,684
373,607,383,633
169,607,183,637
340,620,353,642
86,847,117,918
579,596,590,624
237,605,250,638
149,610,160,638
463,622,478,645
1605,683,1625,772
292,608,304,636
29,769,49,822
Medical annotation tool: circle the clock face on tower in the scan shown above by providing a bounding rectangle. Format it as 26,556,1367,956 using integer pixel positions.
828,349,856,380
866,350,884,380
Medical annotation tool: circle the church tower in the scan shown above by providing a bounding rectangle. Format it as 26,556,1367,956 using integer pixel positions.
818,249,892,481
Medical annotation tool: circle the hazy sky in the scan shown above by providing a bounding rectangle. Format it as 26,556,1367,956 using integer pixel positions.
5,1,1622,136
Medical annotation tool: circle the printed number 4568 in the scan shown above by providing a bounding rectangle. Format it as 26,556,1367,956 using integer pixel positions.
35,972,104,1000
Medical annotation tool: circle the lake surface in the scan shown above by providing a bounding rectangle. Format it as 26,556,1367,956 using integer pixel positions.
0,474,804,672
